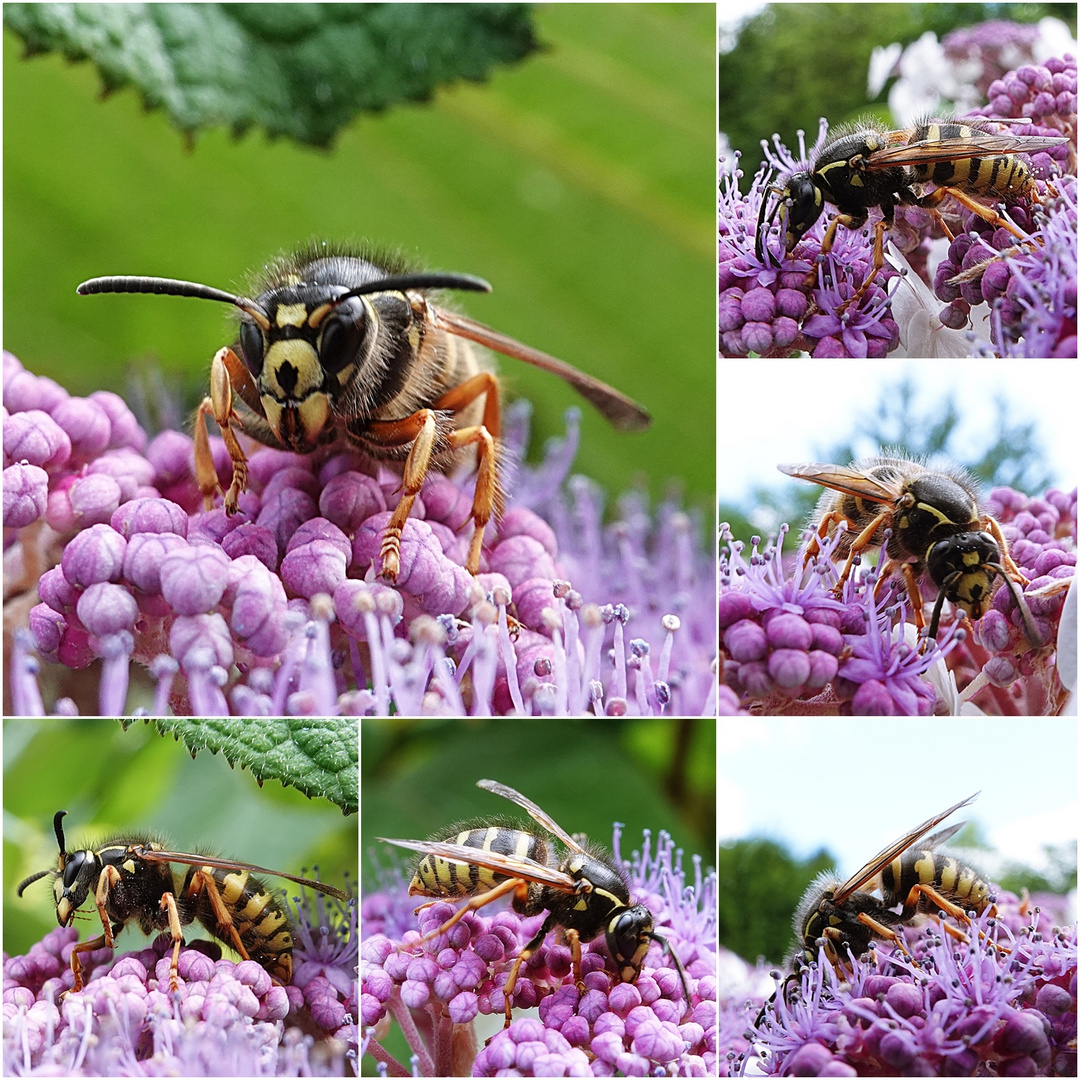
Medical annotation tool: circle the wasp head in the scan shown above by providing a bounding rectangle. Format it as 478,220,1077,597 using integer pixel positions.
756,171,825,266
15,810,101,926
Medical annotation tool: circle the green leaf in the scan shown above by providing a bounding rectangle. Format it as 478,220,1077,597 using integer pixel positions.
132,718,358,814
3,3,539,147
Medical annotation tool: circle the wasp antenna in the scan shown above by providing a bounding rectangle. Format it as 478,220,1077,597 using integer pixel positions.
336,271,493,304
53,810,68,855
16,868,52,896
76,275,248,305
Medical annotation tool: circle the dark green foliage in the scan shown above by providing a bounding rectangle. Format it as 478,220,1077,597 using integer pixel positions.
718,837,835,966
4,3,539,147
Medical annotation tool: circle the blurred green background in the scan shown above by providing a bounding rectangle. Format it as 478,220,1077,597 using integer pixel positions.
3,4,714,510
3,719,358,960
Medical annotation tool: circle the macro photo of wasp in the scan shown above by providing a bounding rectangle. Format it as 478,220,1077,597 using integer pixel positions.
760,792,998,1024
16,810,349,993
77,245,651,580
778,454,1039,644
378,778,691,1029
756,117,1068,304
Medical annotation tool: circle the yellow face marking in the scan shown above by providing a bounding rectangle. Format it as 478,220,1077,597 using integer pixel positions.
274,303,309,328
263,341,324,399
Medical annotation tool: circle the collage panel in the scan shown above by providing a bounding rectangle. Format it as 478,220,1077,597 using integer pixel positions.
718,358,1076,716
360,717,717,1075
3,716,358,1072
718,718,1078,1074
719,5,1075,359
3,4,715,719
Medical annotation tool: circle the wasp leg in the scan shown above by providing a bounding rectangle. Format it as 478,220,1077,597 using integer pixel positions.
158,889,188,991
900,883,1009,955
366,410,443,582
873,560,928,633
431,373,503,575
185,868,255,961
566,927,584,992
194,347,260,513
500,912,557,1028
852,912,910,955
832,509,892,592
803,509,852,564
67,864,124,991
983,516,1029,585
916,186,1030,242
411,876,528,945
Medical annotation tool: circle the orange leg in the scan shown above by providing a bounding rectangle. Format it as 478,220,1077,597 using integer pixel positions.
157,890,187,991
832,509,891,592
194,347,261,513
369,372,502,579
411,877,528,944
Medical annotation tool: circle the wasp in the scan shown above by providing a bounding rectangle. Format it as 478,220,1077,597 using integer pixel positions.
77,245,651,580
379,779,690,1029
16,810,349,993
777,455,1039,644
760,793,995,1024
756,118,1067,303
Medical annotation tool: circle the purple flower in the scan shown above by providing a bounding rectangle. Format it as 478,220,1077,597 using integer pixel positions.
362,826,717,1077
2,885,356,1076
5,357,715,716
738,895,1077,1076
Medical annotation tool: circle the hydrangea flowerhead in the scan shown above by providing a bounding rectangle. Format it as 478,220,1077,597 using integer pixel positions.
4,355,715,716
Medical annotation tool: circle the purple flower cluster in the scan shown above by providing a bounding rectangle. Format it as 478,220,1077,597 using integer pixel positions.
3,889,356,1076
950,485,1076,713
4,352,715,716
943,21,1047,101
718,524,958,715
737,895,1077,1077
361,827,717,1077
931,56,1077,355
720,479,1076,716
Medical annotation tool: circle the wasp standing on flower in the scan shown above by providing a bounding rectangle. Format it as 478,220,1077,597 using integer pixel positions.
379,778,691,1030
758,792,998,1027
16,810,349,993
777,454,1040,644
755,116,1068,305
77,244,651,581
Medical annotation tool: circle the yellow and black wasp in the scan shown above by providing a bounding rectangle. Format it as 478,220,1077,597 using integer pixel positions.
77,245,650,581
759,792,997,1025
756,117,1068,303
17,810,349,992
379,779,691,1029
777,455,1039,644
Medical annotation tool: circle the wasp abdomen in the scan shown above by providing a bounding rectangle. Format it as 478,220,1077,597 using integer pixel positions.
880,849,991,919
188,866,294,983
409,827,549,899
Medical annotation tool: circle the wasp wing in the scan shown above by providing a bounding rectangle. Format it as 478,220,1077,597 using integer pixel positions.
379,836,579,893
832,792,979,905
920,822,966,849
477,779,586,854
132,847,349,901
777,462,903,505
431,308,651,432
864,134,1067,170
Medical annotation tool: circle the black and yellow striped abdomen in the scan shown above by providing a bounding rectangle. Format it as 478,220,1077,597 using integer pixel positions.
186,865,294,983
409,826,549,899
880,847,990,919
909,121,1036,198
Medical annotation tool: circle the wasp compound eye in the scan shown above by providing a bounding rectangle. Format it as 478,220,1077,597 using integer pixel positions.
239,320,265,375
318,306,366,376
